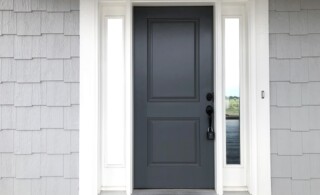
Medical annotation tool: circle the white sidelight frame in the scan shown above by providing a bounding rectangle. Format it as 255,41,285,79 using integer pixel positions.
222,5,248,190
79,0,270,195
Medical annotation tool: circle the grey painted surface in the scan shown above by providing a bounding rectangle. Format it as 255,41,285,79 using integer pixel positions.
134,7,214,189
270,0,320,195
0,0,79,195
100,190,250,195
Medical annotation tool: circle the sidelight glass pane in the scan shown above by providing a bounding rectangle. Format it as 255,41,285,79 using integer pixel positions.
224,18,240,165
105,18,125,165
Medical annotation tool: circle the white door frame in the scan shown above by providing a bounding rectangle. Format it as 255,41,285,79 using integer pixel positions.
79,0,270,195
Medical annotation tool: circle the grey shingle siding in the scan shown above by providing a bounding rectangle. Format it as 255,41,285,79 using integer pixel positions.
270,0,320,194
0,0,79,194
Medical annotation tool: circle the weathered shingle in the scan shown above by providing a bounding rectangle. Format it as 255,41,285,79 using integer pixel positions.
270,34,277,58
1,106,16,129
16,107,40,130
70,179,79,195
15,154,40,178
303,130,320,153
14,36,32,59
270,59,290,81
16,59,41,83
272,178,292,195
31,178,46,195
14,131,32,154
64,58,79,82
275,0,300,11
46,82,70,106
15,83,33,106
292,180,310,195
64,105,79,130
41,12,64,33
271,130,278,154
289,11,308,35
0,0,13,10
70,131,79,152
302,0,320,10
0,178,14,195
0,11,2,35
46,35,71,59
292,155,310,179
1,153,15,177
302,34,320,57
310,179,320,195
64,153,79,178
14,0,31,12
64,11,79,35
14,179,31,195
1,59,16,82
276,82,301,107
41,154,64,176
302,82,320,105
17,12,41,35
70,36,79,57
41,59,64,81
70,0,79,11
276,34,301,59
0,83,14,104
309,58,320,81
270,82,277,106
277,130,302,155
40,106,63,128
40,82,47,105
32,35,46,58
271,154,291,177
47,0,71,12
271,107,291,129
32,83,41,105
46,129,70,154
269,0,275,11
31,0,46,11
310,154,320,178
2,11,16,35
31,131,42,153
70,83,79,105
308,10,320,33
270,11,289,34
0,35,14,57
46,177,70,195
291,107,309,131
290,58,308,83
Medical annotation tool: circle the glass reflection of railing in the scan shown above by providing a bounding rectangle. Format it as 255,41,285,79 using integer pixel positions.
226,115,240,120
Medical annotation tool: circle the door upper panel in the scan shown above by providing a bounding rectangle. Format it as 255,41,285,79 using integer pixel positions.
148,19,199,101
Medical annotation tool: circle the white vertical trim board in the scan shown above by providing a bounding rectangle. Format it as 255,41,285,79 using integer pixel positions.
79,0,270,195
80,0,100,195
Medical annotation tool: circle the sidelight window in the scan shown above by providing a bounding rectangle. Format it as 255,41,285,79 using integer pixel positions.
224,18,241,165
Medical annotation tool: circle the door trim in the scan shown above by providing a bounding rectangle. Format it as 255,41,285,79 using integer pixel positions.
79,0,270,195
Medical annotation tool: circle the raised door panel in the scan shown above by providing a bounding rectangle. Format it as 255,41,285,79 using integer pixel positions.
148,19,199,101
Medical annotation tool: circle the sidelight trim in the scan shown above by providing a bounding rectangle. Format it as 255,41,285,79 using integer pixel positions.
79,0,270,195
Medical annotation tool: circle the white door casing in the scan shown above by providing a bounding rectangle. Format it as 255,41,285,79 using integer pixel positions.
79,0,270,195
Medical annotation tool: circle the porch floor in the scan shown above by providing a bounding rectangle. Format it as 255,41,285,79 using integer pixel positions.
100,190,250,195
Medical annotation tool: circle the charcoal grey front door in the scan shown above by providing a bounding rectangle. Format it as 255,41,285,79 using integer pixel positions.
134,6,214,189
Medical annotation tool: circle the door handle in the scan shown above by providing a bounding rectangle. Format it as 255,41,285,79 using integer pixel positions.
206,105,214,140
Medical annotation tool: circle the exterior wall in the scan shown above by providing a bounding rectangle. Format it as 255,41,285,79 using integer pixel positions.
0,0,79,195
270,0,320,194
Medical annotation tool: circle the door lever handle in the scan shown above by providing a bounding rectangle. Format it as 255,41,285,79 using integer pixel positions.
206,105,214,140
206,105,213,115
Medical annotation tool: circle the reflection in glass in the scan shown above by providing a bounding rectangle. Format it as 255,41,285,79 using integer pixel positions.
225,18,240,165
